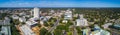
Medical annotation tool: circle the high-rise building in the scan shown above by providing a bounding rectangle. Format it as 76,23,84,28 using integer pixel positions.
34,7,39,18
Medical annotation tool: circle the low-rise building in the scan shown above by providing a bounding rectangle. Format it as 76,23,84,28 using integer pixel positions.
62,20,68,23
90,29,110,35
19,25,36,35
83,25,110,35
64,9,72,20
12,15,19,19
76,14,88,26
4,17,11,25
26,21,37,28
19,17,26,22
83,28,91,35
0,17,11,35
102,23,112,29
1,26,11,35
0,20,4,25
90,25,110,35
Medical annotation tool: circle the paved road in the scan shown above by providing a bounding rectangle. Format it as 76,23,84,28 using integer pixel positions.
108,28,120,35
48,19,59,32
73,21,77,35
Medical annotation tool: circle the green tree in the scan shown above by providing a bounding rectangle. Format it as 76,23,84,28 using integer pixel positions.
13,19,20,25
57,25,69,32
11,23,20,35
76,26,82,35
40,28,48,35
44,22,49,27
36,24,41,27
46,32,52,35
54,29,62,35
89,18,94,22
49,22,54,27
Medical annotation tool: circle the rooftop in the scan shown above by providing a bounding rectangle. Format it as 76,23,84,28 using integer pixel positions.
19,25,36,35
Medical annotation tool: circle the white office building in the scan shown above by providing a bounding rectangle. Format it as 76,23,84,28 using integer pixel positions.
4,17,11,25
19,17,26,22
11,15,19,19
50,10,55,13
25,21,37,27
64,9,72,20
34,7,40,18
76,14,88,26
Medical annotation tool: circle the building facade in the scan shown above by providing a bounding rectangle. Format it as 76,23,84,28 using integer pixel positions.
76,14,88,26
34,7,40,18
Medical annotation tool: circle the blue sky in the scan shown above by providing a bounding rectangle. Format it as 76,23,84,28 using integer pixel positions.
0,0,120,7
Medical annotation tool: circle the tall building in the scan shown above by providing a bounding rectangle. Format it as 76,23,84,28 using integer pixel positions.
30,11,33,16
34,7,40,18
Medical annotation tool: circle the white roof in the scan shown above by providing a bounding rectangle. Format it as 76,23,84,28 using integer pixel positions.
19,17,26,22
12,15,19,19
90,30,110,35
1,26,8,35
76,19,88,26
26,21,37,26
20,25,36,35
102,23,112,29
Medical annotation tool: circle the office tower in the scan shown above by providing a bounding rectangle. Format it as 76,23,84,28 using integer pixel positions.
34,7,39,18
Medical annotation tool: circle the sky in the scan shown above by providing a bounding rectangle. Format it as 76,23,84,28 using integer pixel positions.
0,0,120,7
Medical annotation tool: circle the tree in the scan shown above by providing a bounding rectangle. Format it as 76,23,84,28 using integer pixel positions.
56,25,69,32
49,22,54,27
44,21,49,27
36,24,41,27
54,29,62,35
0,13,9,20
10,19,20,35
40,28,48,35
13,19,20,25
76,26,83,35
11,23,20,35
66,20,73,27
46,32,52,35
89,18,94,22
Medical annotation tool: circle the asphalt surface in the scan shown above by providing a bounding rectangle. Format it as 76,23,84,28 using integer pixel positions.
108,28,120,35
48,19,59,32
